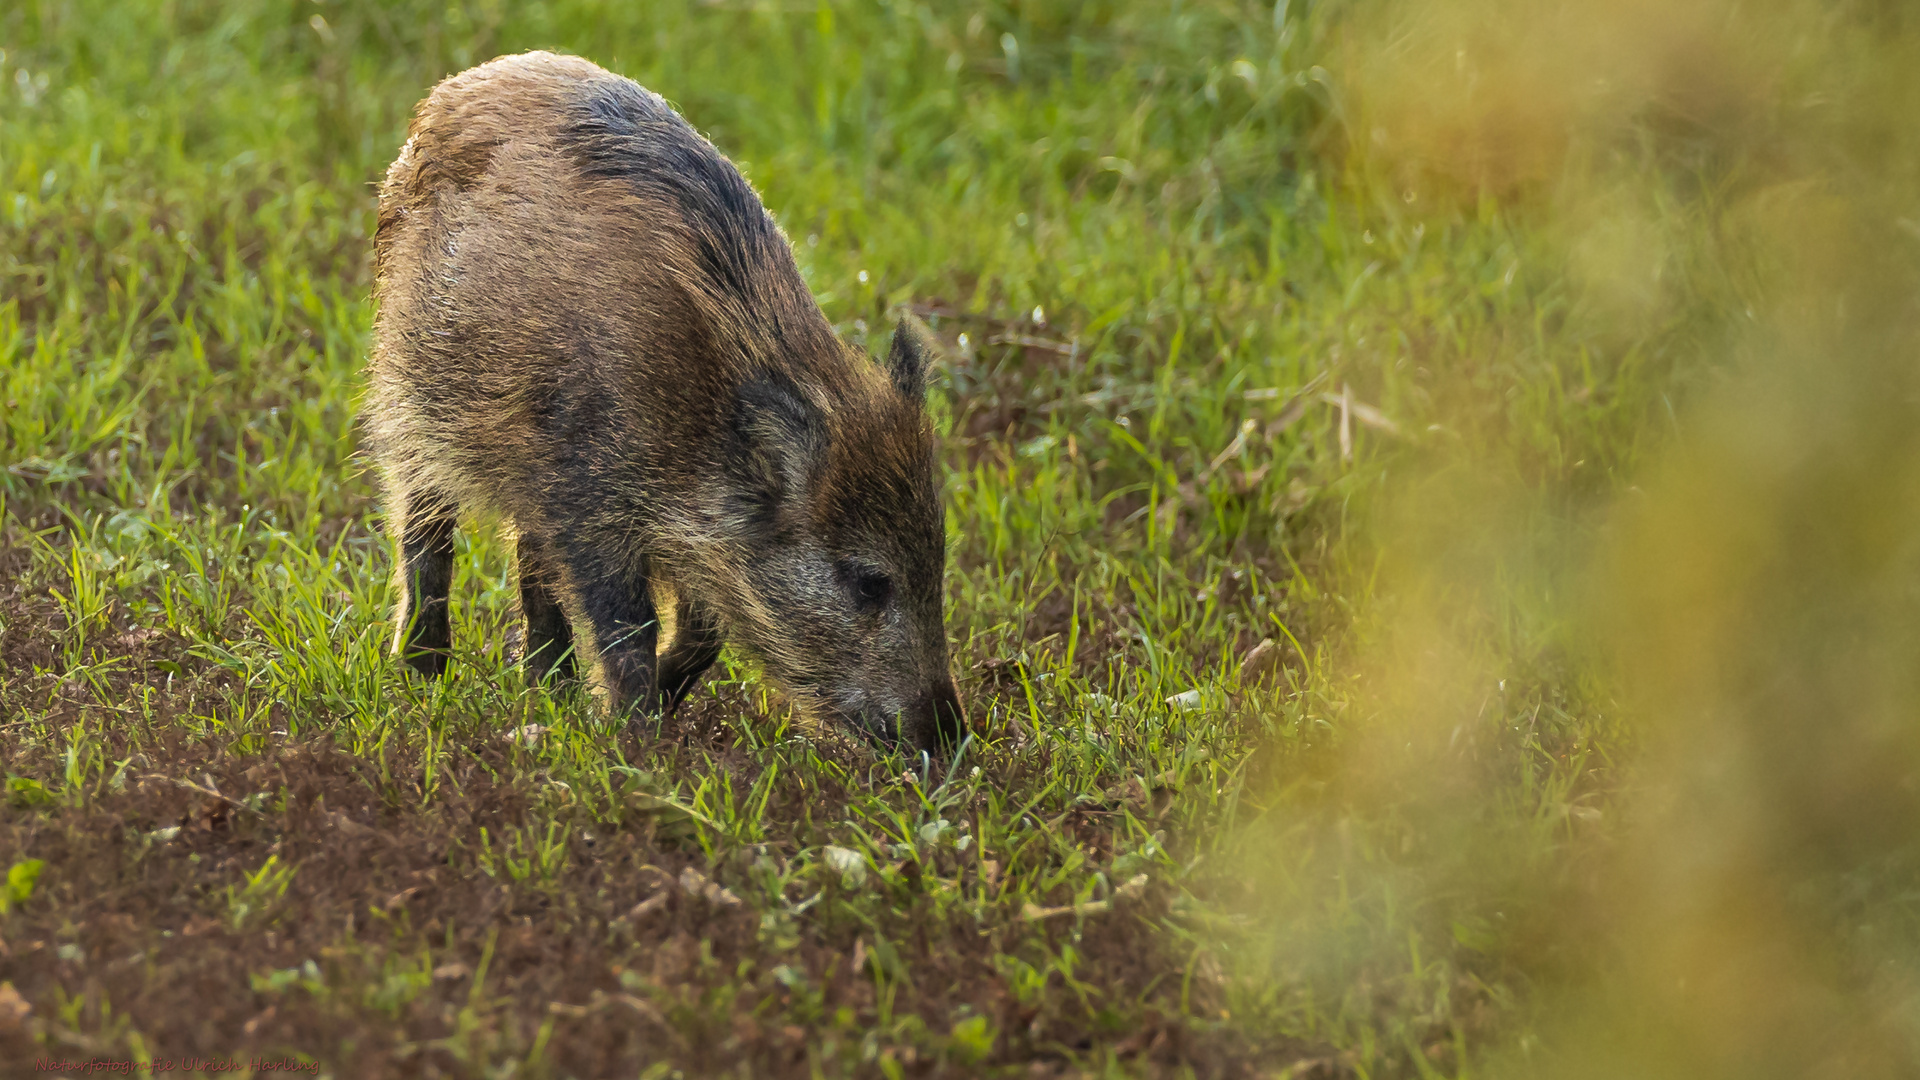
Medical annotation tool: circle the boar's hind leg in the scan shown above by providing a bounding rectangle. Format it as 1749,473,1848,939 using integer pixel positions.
515,533,577,685
395,491,458,678
656,598,723,713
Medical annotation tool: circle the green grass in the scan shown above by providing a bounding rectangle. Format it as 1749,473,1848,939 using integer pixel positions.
4,0,1919,1077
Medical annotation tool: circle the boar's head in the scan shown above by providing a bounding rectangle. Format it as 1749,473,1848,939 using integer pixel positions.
722,320,965,754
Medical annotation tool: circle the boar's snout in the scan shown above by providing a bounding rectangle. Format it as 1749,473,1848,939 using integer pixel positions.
899,675,967,755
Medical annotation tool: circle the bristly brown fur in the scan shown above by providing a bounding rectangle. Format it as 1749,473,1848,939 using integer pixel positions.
363,51,963,751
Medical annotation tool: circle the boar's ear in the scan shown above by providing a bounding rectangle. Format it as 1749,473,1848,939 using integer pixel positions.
731,371,826,513
886,318,934,406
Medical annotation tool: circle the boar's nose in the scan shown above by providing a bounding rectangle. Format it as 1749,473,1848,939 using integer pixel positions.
902,676,967,755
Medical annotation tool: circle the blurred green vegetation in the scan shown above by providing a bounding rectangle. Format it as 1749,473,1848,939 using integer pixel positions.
2,0,1917,1076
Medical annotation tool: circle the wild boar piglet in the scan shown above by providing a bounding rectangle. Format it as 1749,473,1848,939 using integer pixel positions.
363,51,964,752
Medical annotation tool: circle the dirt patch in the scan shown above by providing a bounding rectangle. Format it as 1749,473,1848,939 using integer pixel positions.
0,568,1304,1080
0,724,1279,1077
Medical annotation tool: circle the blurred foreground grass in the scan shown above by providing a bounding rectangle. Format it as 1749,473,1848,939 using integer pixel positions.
2,0,1917,1076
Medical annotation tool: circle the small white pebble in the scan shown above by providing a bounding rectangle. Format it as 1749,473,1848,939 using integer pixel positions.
1165,690,1204,711
506,724,547,747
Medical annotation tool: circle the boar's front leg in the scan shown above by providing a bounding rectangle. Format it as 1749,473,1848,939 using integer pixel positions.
514,532,577,685
394,489,458,679
655,597,723,713
564,548,661,718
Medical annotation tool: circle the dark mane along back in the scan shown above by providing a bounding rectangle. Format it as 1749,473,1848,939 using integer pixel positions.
559,78,831,365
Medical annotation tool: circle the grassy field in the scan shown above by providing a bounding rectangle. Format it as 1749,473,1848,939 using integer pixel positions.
3,1,1919,1077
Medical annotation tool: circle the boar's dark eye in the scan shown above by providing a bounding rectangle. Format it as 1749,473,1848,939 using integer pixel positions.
840,562,893,610
855,570,892,608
